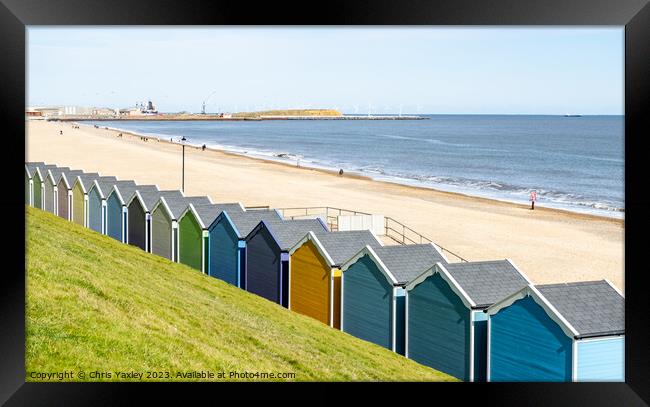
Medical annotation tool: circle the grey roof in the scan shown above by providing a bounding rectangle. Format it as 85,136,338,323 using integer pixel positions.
25,163,59,179
90,176,121,198
46,166,72,182
107,180,140,204
159,196,212,219
73,173,101,192
58,169,86,188
313,230,383,266
536,280,624,338
372,244,447,285
192,203,245,228
126,185,159,208
225,209,284,238
25,161,46,177
443,260,529,308
263,218,329,251
137,189,181,212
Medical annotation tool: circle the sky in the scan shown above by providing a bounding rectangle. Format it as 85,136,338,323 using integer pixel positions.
27,27,624,115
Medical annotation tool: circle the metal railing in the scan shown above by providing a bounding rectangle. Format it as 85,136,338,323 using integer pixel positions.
276,206,468,263
277,206,372,232
384,216,467,262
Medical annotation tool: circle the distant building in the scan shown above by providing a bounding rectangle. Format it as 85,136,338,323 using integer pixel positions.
26,106,64,118
92,107,117,116
119,108,145,117
121,100,158,116
63,106,93,116
142,100,158,114
27,105,117,119
25,109,43,118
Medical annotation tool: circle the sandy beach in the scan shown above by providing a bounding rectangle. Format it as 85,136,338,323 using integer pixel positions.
26,120,624,291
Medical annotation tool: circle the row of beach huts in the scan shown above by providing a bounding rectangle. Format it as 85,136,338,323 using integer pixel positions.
25,161,625,382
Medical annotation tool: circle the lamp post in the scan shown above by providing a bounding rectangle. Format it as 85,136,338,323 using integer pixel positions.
181,136,187,192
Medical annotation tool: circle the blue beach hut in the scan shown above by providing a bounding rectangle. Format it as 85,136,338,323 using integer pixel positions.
177,202,246,273
207,209,284,287
84,176,118,233
486,280,625,382
339,243,448,354
105,181,139,242
244,218,328,307
288,229,384,329
405,259,531,381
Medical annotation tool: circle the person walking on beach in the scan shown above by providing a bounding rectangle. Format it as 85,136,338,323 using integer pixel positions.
202,144,206,151
339,169,344,176
59,130,63,136
530,190,537,210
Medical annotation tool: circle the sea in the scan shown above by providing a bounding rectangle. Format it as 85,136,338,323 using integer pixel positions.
87,115,624,219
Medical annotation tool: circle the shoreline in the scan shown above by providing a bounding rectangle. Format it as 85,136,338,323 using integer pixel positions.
84,121,623,225
27,120,624,290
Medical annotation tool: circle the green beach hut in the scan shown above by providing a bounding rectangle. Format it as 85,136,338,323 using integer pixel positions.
25,162,58,210
150,195,212,261
177,202,245,273
71,173,111,227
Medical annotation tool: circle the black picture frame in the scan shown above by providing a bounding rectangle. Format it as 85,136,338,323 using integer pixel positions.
2,0,648,404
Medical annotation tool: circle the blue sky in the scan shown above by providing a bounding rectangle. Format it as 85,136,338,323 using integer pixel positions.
27,27,624,115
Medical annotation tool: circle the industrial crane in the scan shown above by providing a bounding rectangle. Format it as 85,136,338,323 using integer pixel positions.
201,90,218,114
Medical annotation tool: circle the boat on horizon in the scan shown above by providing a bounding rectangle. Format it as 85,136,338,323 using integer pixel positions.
563,113,583,117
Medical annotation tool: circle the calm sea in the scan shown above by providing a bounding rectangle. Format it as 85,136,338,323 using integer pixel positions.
88,115,624,218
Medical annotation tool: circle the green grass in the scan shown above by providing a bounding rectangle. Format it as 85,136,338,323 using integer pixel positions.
26,207,456,382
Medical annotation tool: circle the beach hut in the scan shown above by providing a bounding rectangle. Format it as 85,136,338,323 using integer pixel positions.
55,169,86,221
126,188,183,252
288,230,383,328
70,172,101,226
42,166,71,214
339,243,448,354
207,209,283,287
404,260,531,381
150,195,212,261
244,218,329,307
178,202,245,273
86,176,121,234
25,161,49,206
24,164,34,205
104,181,141,242
25,163,58,210
486,280,624,382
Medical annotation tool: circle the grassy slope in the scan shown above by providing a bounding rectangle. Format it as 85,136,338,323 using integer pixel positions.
26,207,456,382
